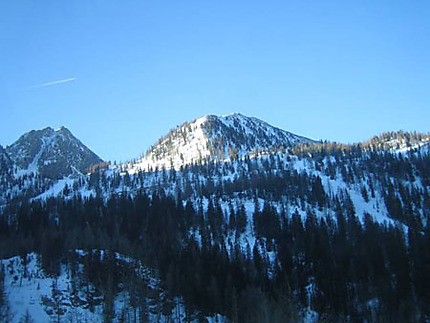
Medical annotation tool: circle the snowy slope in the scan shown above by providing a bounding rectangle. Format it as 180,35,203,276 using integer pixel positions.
1,251,226,323
365,131,430,154
15,114,426,232
60,150,414,230
127,113,314,173
393,138,430,155
6,127,103,179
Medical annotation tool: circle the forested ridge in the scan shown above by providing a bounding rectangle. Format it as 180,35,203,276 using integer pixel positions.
1,190,429,322
1,129,430,322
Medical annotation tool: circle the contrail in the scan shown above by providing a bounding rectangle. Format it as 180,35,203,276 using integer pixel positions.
33,77,77,88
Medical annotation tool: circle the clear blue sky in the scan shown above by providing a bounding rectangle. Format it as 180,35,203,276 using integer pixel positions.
1,1,429,162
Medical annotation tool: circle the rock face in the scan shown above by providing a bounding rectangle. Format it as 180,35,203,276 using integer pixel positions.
133,113,314,171
6,126,103,179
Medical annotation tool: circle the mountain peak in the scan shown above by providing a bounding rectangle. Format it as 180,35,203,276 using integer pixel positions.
128,113,313,172
55,125,66,132
6,126,103,179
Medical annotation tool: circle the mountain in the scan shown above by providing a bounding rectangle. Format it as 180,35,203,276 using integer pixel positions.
6,126,103,179
130,113,314,172
1,114,430,322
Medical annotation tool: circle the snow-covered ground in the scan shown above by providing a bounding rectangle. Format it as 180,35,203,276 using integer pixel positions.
1,253,102,322
1,251,226,323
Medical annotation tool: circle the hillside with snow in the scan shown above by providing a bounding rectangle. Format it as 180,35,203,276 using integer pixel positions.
127,113,314,173
6,126,103,179
1,114,430,322
0,251,224,323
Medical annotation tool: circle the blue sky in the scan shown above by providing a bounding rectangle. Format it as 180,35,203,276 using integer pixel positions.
1,1,429,162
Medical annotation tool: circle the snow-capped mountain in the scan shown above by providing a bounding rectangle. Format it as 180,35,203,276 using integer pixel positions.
129,113,314,172
6,127,103,179
1,114,430,322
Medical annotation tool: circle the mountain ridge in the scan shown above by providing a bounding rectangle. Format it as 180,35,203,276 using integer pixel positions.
2,114,429,204
1,114,430,322
6,115,430,178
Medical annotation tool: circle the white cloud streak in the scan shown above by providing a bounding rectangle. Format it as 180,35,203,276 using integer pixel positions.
33,77,77,88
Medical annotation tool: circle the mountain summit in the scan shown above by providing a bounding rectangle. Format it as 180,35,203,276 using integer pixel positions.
6,126,103,179
131,113,314,171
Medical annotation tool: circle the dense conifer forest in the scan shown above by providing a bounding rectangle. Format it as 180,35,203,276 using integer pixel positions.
1,128,430,322
1,192,429,321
